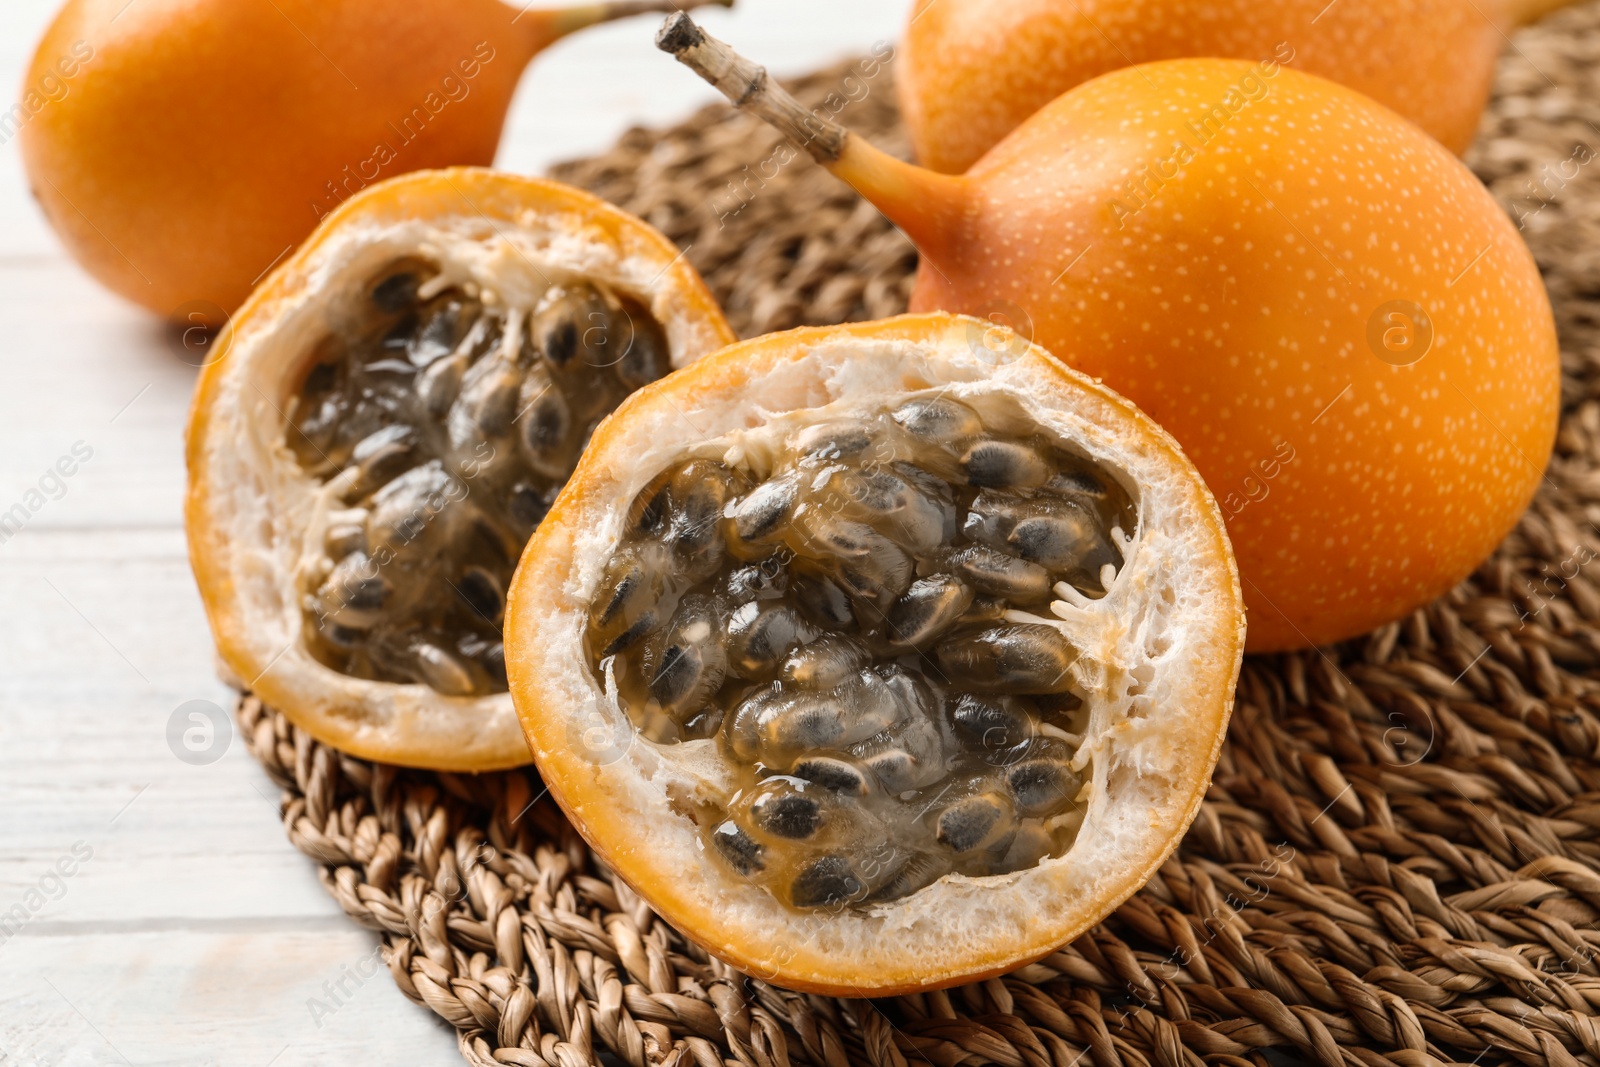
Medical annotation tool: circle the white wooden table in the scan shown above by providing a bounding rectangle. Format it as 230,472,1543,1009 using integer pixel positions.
0,2,908,1062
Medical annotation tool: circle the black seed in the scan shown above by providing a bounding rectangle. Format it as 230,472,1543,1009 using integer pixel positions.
541,316,578,366
837,468,904,513
1011,510,1096,568
455,567,504,622
650,644,700,707
590,547,668,653
342,575,389,612
726,603,810,678
791,856,863,908
597,571,637,628
782,636,868,689
507,484,549,532
1007,759,1081,817
1048,469,1109,501
824,468,947,553
712,821,765,875
950,545,1052,603
414,641,476,696
762,694,847,752
409,300,468,366
886,575,972,650
935,794,1014,853
371,269,420,313
519,368,572,468
793,420,875,462
950,694,1034,754
629,476,672,537
965,491,1116,577
321,622,363,649
731,476,796,544
318,553,390,628
720,561,787,603
961,440,1050,489
792,756,868,795
614,299,671,390
802,521,911,605
365,462,459,555
533,283,615,367
892,397,982,440
668,462,735,559
602,613,657,657
793,573,856,630
936,625,1078,693
744,678,900,761
864,749,920,794
647,598,726,717
752,792,823,839
658,462,741,583
418,351,467,416
448,356,522,454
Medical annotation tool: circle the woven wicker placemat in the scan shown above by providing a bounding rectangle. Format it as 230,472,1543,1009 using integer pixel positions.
241,9,1600,1065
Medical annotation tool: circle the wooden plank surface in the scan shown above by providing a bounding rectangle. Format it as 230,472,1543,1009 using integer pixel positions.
0,2,908,1063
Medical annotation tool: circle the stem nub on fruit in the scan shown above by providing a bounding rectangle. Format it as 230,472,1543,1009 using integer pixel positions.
655,12,1561,655
656,13,965,255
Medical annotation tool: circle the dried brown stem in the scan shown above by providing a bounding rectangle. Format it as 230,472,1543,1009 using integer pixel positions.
655,13,848,163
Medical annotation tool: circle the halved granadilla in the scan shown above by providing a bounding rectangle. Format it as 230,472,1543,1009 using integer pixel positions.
186,168,734,770
504,313,1244,994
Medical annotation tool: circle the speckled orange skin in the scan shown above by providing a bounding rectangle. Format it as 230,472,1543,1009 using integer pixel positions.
836,60,1559,650
899,0,1576,173
21,0,577,322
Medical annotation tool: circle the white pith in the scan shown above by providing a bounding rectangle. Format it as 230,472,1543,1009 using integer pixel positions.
509,319,1243,989
189,193,729,771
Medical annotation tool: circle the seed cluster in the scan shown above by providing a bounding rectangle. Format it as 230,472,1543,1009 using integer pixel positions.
585,398,1137,908
289,257,670,695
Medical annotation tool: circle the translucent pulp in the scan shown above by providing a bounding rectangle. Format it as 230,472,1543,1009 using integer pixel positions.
585,397,1139,908
289,257,671,695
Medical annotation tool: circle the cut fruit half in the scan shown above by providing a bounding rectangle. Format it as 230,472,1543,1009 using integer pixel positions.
504,313,1244,994
186,168,735,771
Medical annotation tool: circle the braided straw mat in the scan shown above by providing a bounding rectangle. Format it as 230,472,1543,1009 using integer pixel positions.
239,8,1600,1066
